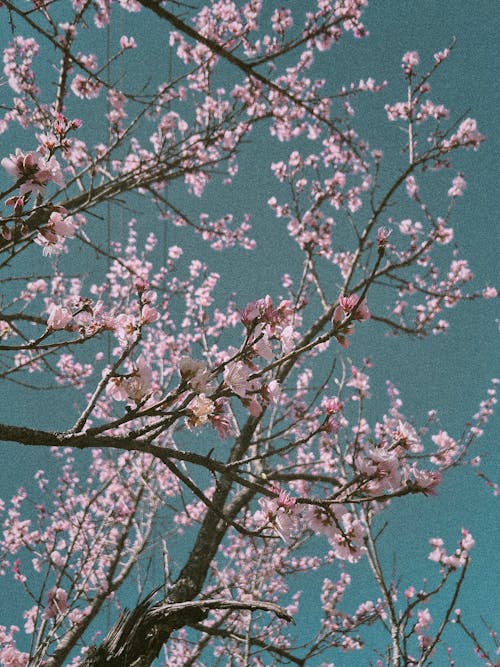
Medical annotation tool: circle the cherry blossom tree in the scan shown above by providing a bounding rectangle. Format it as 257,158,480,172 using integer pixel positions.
0,1,498,666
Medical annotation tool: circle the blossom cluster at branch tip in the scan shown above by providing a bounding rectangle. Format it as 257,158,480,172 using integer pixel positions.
332,293,370,347
428,530,475,570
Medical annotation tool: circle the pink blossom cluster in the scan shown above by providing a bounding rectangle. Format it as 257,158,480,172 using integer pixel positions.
0,626,28,667
332,294,370,347
254,487,299,543
107,355,153,403
2,149,63,197
305,505,366,562
3,36,39,96
442,118,485,152
0,448,179,657
428,530,475,570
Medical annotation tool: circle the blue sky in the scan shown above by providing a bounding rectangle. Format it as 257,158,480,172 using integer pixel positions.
0,1,498,664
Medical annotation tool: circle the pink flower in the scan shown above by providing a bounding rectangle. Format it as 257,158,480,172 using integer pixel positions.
333,295,369,347
48,211,76,238
43,587,68,619
431,429,458,465
428,537,445,563
34,230,65,256
266,379,281,404
0,645,29,667
339,294,370,321
179,357,212,393
271,7,293,34
168,245,183,259
428,532,474,569
402,50,419,73
23,606,37,635
240,295,277,328
405,175,419,199
279,325,296,355
187,394,215,427
404,586,416,600
124,355,152,402
306,505,346,539
443,118,484,151
210,399,232,439
483,286,498,299
415,608,432,632
411,465,441,494
1,149,63,196
245,397,263,417
71,75,102,100
376,226,392,249
322,396,342,414
240,299,264,327
141,304,159,324
119,35,137,49
255,487,298,543
252,324,273,361
460,528,475,552
328,512,366,562
391,420,422,452
447,174,466,197
223,360,253,398
114,313,137,344
434,48,450,63
47,305,72,330
361,447,402,494
106,377,129,401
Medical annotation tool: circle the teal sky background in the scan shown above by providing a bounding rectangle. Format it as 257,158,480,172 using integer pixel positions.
0,1,499,664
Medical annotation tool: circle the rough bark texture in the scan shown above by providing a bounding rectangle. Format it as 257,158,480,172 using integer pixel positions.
80,598,207,667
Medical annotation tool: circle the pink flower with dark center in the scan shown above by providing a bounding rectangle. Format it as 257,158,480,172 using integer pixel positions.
187,394,215,427
1,148,63,196
323,396,343,414
391,420,422,452
70,75,102,100
338,294,370,321
106,377,129,402
114,313,137,344
333,295,369,348
376,226,392,249
179,357,212,393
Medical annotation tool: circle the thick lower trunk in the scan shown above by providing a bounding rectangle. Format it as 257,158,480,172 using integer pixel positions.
80,594,207,667
80,420,260,667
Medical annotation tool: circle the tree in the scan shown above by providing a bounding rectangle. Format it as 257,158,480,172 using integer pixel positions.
0,1,498,666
